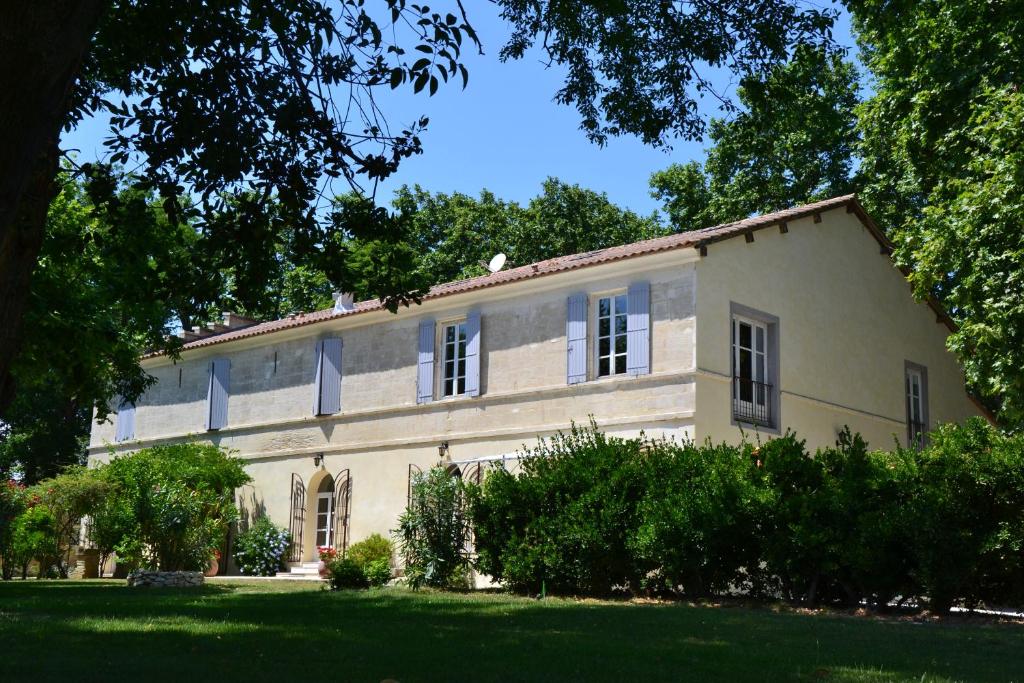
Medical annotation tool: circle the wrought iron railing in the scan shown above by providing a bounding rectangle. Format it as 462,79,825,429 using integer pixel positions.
907,420,927,447
732,377,773,427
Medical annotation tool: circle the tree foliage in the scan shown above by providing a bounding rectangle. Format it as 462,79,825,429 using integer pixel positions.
497,1,836,145
851,0,1024,422
650,45,860,231
395,178,664,285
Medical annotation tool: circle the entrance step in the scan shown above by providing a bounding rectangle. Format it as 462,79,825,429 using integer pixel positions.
272,561,324,580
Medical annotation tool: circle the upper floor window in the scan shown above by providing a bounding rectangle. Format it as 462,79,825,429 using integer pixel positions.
905,362,928,446
417,312,481,403
597,294,628,377
730,305,778,429
442,321,469,397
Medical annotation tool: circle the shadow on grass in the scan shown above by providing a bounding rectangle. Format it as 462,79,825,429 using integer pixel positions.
1,581,1020,682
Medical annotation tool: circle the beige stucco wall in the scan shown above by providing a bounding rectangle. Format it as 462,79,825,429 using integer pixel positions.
694,208,982,450
88,252,698,560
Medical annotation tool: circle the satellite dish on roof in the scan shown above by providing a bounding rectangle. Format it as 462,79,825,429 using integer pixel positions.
486,253,507,273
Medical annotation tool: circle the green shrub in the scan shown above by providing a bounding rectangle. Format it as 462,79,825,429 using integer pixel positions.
31,466,110,578
91,443,251,572
327,557,369,589
233,517,291,576
0,481,28,580
903,418,1024,613
470,423,649,596
631,439,770,598
364,557,392,587
10,505,61,578
348,533,393,568
397,467,472,589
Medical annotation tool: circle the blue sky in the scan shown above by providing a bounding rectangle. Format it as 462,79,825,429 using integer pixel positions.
62,3,859,218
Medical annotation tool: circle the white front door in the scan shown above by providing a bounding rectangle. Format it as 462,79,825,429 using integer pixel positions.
315,491,334,549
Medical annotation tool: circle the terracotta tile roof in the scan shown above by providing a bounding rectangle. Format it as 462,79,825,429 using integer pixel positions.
154,194,880,357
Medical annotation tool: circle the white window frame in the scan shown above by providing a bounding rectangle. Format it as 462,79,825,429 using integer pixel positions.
729,303,779,431
905,361,929,447
440,319,469,398
732,315,769,417
315,491,335,549
594,292,629,378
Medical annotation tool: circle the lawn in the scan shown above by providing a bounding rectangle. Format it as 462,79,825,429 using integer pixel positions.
1,580,1021,682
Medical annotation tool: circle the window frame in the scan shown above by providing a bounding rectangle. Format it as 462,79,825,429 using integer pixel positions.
592,290,630,379
905,360,929,447
729,302,780,432
438,318,469,399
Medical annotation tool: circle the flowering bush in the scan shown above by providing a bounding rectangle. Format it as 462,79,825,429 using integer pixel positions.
318,546,338,562
233,517,291,576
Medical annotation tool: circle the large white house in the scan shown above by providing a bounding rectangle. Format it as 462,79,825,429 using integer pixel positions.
87,195,986,568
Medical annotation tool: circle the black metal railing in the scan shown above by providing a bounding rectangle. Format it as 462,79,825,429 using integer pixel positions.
907,420,927,447
732,377,773,427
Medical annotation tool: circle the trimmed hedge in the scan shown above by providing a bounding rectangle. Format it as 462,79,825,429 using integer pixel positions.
468,418,1024,612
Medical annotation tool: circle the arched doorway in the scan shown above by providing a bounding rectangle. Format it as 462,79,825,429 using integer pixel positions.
294,468,352,562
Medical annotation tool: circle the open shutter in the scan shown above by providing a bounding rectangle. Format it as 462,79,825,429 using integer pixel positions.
206,358,230,430
312,340,324,415
627,281,651,376
115,401,135,442
465,311,481,397
416,319,435,404
566,293,588,384
315,338,343,415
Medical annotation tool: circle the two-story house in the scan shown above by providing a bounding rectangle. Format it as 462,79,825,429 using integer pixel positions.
87,195,986,567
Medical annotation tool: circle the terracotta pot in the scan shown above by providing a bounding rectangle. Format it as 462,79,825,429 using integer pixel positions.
204,557,219,577
318,560,329,579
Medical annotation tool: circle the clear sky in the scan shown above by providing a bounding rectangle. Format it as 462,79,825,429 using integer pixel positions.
62,3,859,218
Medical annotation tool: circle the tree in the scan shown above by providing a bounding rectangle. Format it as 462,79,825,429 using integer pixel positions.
0,1,479,413
394,178,664,285
1,0,835,415
849,0,1024,423
650,45,860,231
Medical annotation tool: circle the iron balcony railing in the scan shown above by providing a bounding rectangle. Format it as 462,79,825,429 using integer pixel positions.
907,420,927,447
732,376,774,427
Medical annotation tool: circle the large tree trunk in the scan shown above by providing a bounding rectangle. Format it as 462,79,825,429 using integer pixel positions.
0,1,107,412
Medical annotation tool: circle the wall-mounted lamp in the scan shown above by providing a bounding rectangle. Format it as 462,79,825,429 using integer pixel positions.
438,441,450,460
313,452,324,468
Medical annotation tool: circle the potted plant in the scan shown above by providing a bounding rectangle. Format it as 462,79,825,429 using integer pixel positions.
205,548,221,577
317,546,337,579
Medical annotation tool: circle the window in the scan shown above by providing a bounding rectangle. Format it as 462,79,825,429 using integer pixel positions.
905,362,928,446
597,294,628,377
730,305,778,429
442,321,468,397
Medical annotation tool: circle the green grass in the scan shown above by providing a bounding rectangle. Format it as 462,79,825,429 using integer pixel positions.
1,580,1021,682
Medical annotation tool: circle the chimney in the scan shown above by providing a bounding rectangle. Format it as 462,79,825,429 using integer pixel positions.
332,291,356,313
221,312,257,330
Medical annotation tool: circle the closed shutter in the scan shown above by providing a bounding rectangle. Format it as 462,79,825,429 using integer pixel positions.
465,311,481,397
115,401,135,442
566,293,588,384
626,282,651,376
416,319,435,404
206,358,230,430
316,337,343,415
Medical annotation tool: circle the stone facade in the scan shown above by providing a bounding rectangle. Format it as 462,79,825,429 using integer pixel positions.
87,202,984,567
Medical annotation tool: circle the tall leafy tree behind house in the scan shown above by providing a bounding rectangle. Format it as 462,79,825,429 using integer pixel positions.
0,176,191,482
848,0,1024,423
650,45,861,232
392,178,665,285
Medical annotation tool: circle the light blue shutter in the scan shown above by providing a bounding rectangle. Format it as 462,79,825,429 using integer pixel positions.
465,311,481,397
566,293,588,384
206,358,230,430
312,340,324,415
416,319,435,404
626,282,651,376
319,338,343,414
115,401,135,442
